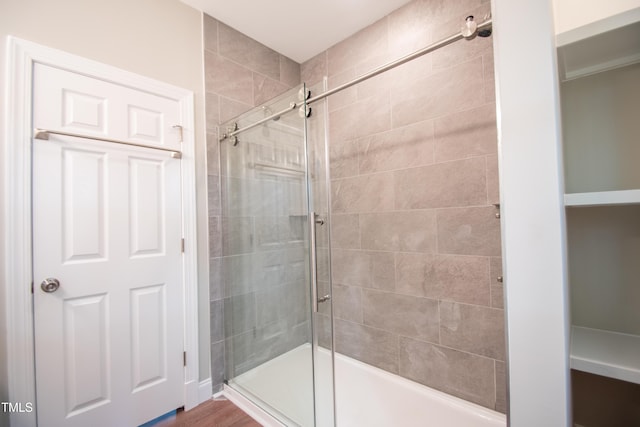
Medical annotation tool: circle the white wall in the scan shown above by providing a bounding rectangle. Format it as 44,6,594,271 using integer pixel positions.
553,0,640,34
492,0,572,425
0,2,209,424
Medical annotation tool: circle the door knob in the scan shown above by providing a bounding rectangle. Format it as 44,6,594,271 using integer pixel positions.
40,278,60,293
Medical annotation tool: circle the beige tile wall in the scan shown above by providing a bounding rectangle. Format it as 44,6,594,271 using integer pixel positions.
302,0,506,412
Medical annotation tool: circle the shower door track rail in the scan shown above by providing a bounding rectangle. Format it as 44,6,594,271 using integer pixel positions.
219,16,492,143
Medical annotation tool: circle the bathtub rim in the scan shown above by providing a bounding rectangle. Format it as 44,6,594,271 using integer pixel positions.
333,347,506,424
223,344,506,426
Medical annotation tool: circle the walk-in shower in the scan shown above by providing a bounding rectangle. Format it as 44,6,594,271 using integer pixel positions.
215,13,504,427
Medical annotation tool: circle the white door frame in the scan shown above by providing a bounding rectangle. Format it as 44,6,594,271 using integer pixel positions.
4,37,200,427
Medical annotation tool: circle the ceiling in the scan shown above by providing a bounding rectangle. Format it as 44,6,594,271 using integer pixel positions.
180,0,414,63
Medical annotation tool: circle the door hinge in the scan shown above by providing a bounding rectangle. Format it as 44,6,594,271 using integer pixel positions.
181,238,185,253
31,281,34,294
183,351,187,366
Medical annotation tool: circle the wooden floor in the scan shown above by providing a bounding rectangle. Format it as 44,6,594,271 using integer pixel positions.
153,399,262,427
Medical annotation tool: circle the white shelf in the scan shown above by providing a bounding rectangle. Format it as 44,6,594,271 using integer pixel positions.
557,8,640,81
570,326,640,384
557,7,640,47
565,189,640,207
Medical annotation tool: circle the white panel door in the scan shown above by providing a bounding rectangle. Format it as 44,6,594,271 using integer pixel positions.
33,63,183,150
32,64,184,427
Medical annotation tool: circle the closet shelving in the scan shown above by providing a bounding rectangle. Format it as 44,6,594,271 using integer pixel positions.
559,8,640,386
564,189,640,207
571,326,640,384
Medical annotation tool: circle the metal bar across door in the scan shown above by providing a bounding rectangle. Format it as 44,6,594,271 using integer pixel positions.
34,128,182,158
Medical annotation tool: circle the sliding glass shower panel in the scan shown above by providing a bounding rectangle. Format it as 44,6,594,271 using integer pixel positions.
220,83,335,427
304,80,336,427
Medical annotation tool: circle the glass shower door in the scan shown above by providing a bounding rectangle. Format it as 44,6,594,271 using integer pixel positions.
219,83,335,427
304,81,336,427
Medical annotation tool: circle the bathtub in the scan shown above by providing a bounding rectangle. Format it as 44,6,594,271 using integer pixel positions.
223,344,506,427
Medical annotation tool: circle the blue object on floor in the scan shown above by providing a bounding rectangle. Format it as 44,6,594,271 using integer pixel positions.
138,409,177,427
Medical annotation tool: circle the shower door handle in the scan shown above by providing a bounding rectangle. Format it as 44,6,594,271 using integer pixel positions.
310,212,330,312
309,211,320,313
